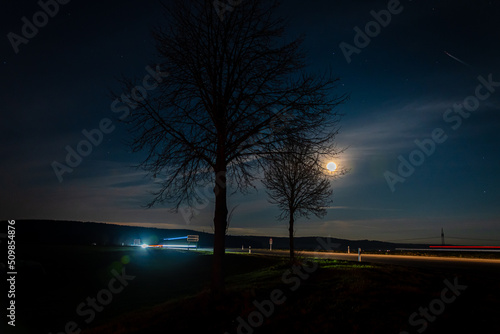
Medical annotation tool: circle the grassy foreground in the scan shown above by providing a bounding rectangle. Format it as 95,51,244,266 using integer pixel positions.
84,253,499,334
13,244,276,333
12,245,500,334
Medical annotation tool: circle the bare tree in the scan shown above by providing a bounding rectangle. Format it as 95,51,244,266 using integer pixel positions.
115,0,347,295
262,139,335,261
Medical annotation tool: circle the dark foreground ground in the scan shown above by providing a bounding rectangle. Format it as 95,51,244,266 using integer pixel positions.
8,244,500,334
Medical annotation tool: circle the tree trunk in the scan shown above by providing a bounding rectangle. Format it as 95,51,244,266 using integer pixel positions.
211,163,227,297
289,214,295,262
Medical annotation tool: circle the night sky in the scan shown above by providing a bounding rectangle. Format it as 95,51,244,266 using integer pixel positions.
1,0,499,245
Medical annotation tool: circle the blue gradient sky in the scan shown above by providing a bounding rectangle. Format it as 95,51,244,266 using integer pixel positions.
1,0,499,245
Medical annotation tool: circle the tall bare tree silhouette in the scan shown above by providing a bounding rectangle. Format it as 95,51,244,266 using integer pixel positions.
116,0,346,296
263,139,336,262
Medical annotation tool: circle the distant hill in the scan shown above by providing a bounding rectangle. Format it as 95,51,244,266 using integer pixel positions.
6,220,429,251
8,219,211,247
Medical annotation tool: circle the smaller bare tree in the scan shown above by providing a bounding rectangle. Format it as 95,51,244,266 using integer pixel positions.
262,139,335,261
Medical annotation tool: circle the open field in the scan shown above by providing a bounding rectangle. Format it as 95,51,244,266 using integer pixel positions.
10,244,500,334
231,249,500,275
12,244,277,333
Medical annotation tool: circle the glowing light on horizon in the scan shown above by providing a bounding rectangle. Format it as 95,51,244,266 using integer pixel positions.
147,244,197,249
429,245,500,249
164,236,189,241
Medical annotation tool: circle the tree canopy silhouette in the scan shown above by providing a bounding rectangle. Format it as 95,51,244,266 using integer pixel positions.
116,0,347,295
263,139,335,261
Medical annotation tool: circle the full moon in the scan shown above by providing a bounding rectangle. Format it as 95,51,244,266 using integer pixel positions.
327,162,337,172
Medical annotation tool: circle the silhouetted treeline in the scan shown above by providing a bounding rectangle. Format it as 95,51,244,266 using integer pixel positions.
4,220,428,251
